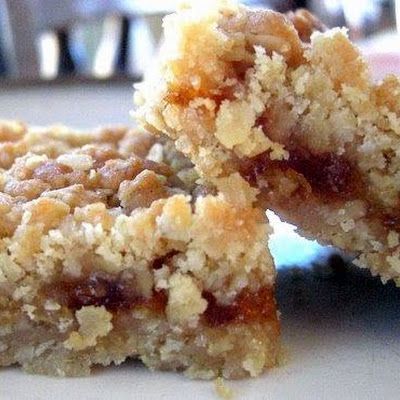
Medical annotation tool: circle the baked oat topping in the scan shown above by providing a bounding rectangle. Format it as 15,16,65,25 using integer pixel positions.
0,121,278,379
135,0,400,282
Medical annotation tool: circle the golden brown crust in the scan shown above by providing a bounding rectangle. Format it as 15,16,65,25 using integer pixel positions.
0,121,278,378
135,1,400,282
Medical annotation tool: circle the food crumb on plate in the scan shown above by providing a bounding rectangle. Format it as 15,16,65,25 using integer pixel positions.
214,377,234,399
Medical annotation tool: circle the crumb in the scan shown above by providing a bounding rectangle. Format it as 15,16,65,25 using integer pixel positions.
214,377,234,400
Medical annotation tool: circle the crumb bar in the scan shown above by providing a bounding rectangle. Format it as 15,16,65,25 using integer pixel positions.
135,1,400,282
0,121,278,378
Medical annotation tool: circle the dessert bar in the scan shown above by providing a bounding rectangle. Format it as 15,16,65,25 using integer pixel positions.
0,121,279,378
135,1,400,282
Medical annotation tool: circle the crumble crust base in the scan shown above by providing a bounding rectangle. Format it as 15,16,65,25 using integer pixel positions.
0,121,279,378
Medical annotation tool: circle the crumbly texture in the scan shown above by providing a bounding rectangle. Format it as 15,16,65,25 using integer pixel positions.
135,1,400,283
0,121,279,379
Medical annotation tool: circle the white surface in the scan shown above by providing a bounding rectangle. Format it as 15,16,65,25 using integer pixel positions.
0,83,133,128
2,265,400,400
1,84,400,400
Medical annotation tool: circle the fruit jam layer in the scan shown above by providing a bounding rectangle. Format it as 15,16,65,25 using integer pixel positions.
239,146,400,232
43,273,278,328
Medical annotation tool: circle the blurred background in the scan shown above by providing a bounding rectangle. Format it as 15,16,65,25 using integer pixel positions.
0,0,399,84
0,0,399,267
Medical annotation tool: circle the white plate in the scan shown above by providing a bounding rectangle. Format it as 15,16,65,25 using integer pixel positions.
2,264,400,400
1,84,400,400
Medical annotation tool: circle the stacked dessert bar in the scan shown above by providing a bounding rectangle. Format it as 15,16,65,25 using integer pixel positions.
136,1,400,283
2,0,400,380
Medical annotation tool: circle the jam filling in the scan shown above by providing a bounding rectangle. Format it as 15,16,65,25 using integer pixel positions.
43,273,276,327
286,148,360,198
203,287,277,327
240,147,362,201
44,273,167,313
240,146,400,233
166,87,235,109
378,213,400,232
151,251,180,270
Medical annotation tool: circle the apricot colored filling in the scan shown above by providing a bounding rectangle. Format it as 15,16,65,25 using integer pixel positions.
240,146,363,201
151,251,180,270
44,273,168,313
43,273,277,328
165,83,236,108
203,287,278,327
240,147,400,233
